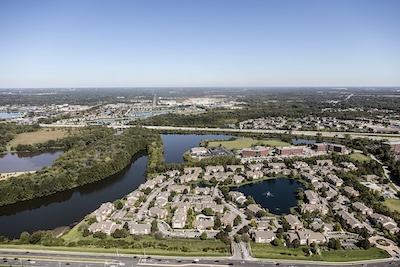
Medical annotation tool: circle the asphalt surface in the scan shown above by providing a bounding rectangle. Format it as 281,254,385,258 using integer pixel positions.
1,249,400,267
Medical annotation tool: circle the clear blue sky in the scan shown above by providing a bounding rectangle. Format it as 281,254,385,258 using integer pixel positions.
0,0,399,88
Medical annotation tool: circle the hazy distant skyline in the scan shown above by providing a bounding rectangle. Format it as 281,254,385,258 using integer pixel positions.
1,0,399,88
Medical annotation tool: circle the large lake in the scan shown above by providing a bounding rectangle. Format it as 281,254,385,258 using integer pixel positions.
0,134,234,238
236,178,304,215
162,134,235,163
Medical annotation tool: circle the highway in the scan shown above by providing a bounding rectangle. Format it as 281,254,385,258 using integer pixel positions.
1,249,400,267
40,124,400,141
141,126,400,141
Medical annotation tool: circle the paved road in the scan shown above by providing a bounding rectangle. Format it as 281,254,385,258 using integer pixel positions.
141,126,400,141
136,179,174,222
370,154,400,193
1,249,400,267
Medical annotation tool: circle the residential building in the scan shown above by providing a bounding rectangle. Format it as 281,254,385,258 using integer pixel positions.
172,207,187,229
129,223,151,235
337,210,362,229
91,202,114,222
89,221,121,235
254,230,275,243
353,202,373,215
284,214,303,230
148,207,168,220
221,212,237,226
296,229,326,245
304,190,319,204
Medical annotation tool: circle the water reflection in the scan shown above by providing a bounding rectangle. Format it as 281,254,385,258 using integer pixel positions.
0,149,63,173
236,178,304,215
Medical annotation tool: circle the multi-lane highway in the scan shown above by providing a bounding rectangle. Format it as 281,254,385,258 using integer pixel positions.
1,249,400,267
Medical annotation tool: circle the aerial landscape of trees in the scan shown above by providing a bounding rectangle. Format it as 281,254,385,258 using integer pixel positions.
0,126,159,206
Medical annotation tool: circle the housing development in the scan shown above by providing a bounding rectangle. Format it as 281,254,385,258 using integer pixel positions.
84,140,400,259
2,88,400,266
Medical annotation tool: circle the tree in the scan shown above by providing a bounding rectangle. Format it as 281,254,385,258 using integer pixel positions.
19,231,30,244
256,210,267,218
200,232,207,240
82,229,90,237
292,238,300,248
78,222,89,232
358,238,371,250
93,232,107,239
113,199,123,210
155,231,164,240
29,231,43,244
226,225,233,232
271,238,282,246
214,217,222,230
87,216,97,225
234,234,241,243
202,208,214,216
151,219,158,233
241,233,251,243
233,215,242,226
328,238,341,250
112,229,128,238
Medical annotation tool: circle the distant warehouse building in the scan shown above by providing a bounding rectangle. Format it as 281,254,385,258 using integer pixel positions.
277,146,303,155
385,141,400,152
190,147,209,157
242,146,269,157
314,143,346,153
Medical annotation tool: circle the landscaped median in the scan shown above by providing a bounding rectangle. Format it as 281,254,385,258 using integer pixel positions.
251,243,390,262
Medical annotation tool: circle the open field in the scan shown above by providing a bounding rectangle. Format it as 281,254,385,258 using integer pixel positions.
0,236,228,257
349,153,371,162
383,199,400,213
61,226,228,256
206,137,291,150
251,243,389,261
7,128,68,150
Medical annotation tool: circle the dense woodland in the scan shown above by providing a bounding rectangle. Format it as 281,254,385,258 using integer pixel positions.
0,126,159,206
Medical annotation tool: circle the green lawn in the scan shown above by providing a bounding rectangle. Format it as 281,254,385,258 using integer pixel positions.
251,243,389,262
0,236,229,257
320,247,389,262
349,153,371,162
383,199,400,213
206,138,291,150
61,225,229,257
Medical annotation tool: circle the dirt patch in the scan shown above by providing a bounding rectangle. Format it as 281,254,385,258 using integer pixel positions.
52,226,70,237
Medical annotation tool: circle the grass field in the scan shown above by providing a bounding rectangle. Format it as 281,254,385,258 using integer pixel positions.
251,243,389,262
383,199,400,213
7,128,68,150
349,153,371,162
61,224,228,257
0,236,229,257
207,137,291,150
